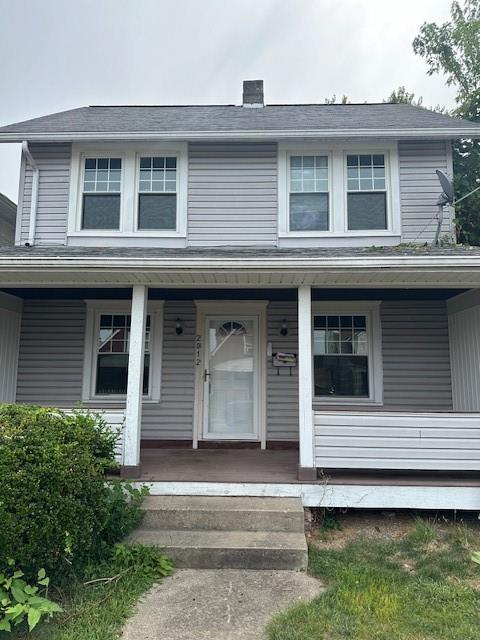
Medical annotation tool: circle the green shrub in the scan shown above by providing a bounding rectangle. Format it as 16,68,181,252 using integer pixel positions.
0,404,146,582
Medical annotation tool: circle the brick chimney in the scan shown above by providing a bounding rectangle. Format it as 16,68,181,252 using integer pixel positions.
242,80,264,108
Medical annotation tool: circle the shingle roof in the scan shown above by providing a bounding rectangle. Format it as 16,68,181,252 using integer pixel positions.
1,245,480,259
0,103,479,140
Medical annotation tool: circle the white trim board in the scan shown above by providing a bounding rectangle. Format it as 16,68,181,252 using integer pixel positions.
132,481,480,510
1,127,479,143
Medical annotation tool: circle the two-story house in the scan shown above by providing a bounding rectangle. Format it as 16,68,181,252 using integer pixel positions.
1,80,480,511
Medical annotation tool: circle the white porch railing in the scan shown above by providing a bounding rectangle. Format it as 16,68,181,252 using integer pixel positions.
314,411,480,471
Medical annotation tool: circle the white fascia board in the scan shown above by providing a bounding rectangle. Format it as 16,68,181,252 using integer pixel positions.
1,255,480,270
0,127,479,143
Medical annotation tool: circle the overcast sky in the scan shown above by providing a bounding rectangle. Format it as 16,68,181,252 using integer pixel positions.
0,0,457,202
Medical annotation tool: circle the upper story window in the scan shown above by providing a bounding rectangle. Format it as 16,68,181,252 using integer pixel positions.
82,158,122,230
346,154,387,230
138,156,177,230
289,155,329,231
69,144,187,239
278,143,400,240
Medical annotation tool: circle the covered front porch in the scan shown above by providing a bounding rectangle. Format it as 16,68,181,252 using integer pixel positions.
1,248,480,506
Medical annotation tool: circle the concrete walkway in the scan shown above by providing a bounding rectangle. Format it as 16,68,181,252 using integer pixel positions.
121,569,323,640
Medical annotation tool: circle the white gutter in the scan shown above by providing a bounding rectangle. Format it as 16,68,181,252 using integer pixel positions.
21,141,39,246
0,126,479,143
1,254,480,270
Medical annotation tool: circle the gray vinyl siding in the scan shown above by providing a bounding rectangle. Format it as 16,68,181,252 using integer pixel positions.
399,140,453,243
19,143,71,246
267,301,299,440
382,300,452,410
16,301,85,403
142,301,196,440
188,142,278,246
314,413,480,471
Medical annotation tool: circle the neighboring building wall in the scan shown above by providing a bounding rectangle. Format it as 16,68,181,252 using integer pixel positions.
0,293,22,402
188,142,278,246
0,193,16,245
399,139,453,243
448,294,480,411
19,143,71,245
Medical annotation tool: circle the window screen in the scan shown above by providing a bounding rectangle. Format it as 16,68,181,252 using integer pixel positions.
289,155,329,231
138,156,177,230
346,154,387,230
82,158,121,230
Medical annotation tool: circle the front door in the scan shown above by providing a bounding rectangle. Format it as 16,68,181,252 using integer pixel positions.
203,315,259,440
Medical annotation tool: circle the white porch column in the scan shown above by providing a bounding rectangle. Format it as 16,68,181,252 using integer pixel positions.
123,285,148,475
297,285,316,480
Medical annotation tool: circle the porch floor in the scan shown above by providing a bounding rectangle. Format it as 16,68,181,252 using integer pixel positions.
133,448,480,486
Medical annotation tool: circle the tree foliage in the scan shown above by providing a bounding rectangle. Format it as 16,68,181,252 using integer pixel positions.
385,86,423,106
413,0,480,244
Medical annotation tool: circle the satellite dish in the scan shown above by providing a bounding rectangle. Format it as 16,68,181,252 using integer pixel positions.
436,170,454,204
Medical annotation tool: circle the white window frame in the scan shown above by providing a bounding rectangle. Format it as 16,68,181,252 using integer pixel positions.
311,301,383,405
68,142,187,238
278,141,400,238
82,300,164,403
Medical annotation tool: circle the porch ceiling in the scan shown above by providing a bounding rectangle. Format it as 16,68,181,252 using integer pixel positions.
1,246,480,288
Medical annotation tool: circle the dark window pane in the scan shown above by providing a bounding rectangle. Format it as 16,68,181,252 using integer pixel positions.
138,194,176,230
327,315,339,328
372,154,384,167
340,315,352,328
289,193,328,231
96,353,149,395
85,158,96,169
353,315,366,328
165,157,176,169
359,154,371,167
346,155,358,167
347,192,387,230
314,315,326,329
110,158,121,170
97,158,108,170
140,157,150,169
152,157,165,169
314,355,369,397
82,194,120,229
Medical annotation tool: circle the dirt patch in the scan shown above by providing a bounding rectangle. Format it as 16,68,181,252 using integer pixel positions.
307,510,480,550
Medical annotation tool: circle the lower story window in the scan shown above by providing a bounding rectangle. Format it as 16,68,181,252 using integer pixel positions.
313,314,369,398
96,313,150,395
82,301,163,402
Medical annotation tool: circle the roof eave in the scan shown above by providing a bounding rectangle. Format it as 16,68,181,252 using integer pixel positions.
0,127,479,143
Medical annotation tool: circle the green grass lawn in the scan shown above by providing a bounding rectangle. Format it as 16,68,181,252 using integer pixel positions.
268,518,480,640
7,550,171,640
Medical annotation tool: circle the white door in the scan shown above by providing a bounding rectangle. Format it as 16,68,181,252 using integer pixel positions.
203,315,259,440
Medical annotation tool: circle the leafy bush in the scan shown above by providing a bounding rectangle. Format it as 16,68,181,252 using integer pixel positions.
112,544,173,579
0,560,62,633
0,404,147,582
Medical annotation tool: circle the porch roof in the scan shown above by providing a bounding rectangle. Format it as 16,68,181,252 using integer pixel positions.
1,245,480,288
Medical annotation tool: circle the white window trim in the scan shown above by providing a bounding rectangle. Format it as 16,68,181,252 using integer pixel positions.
286,151,332,233
278,141,400,238
68,142,187,238
82,299,164,404
311,301,383,405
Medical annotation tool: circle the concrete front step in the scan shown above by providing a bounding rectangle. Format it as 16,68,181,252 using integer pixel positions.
139,496,305,533
127,529,308,570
